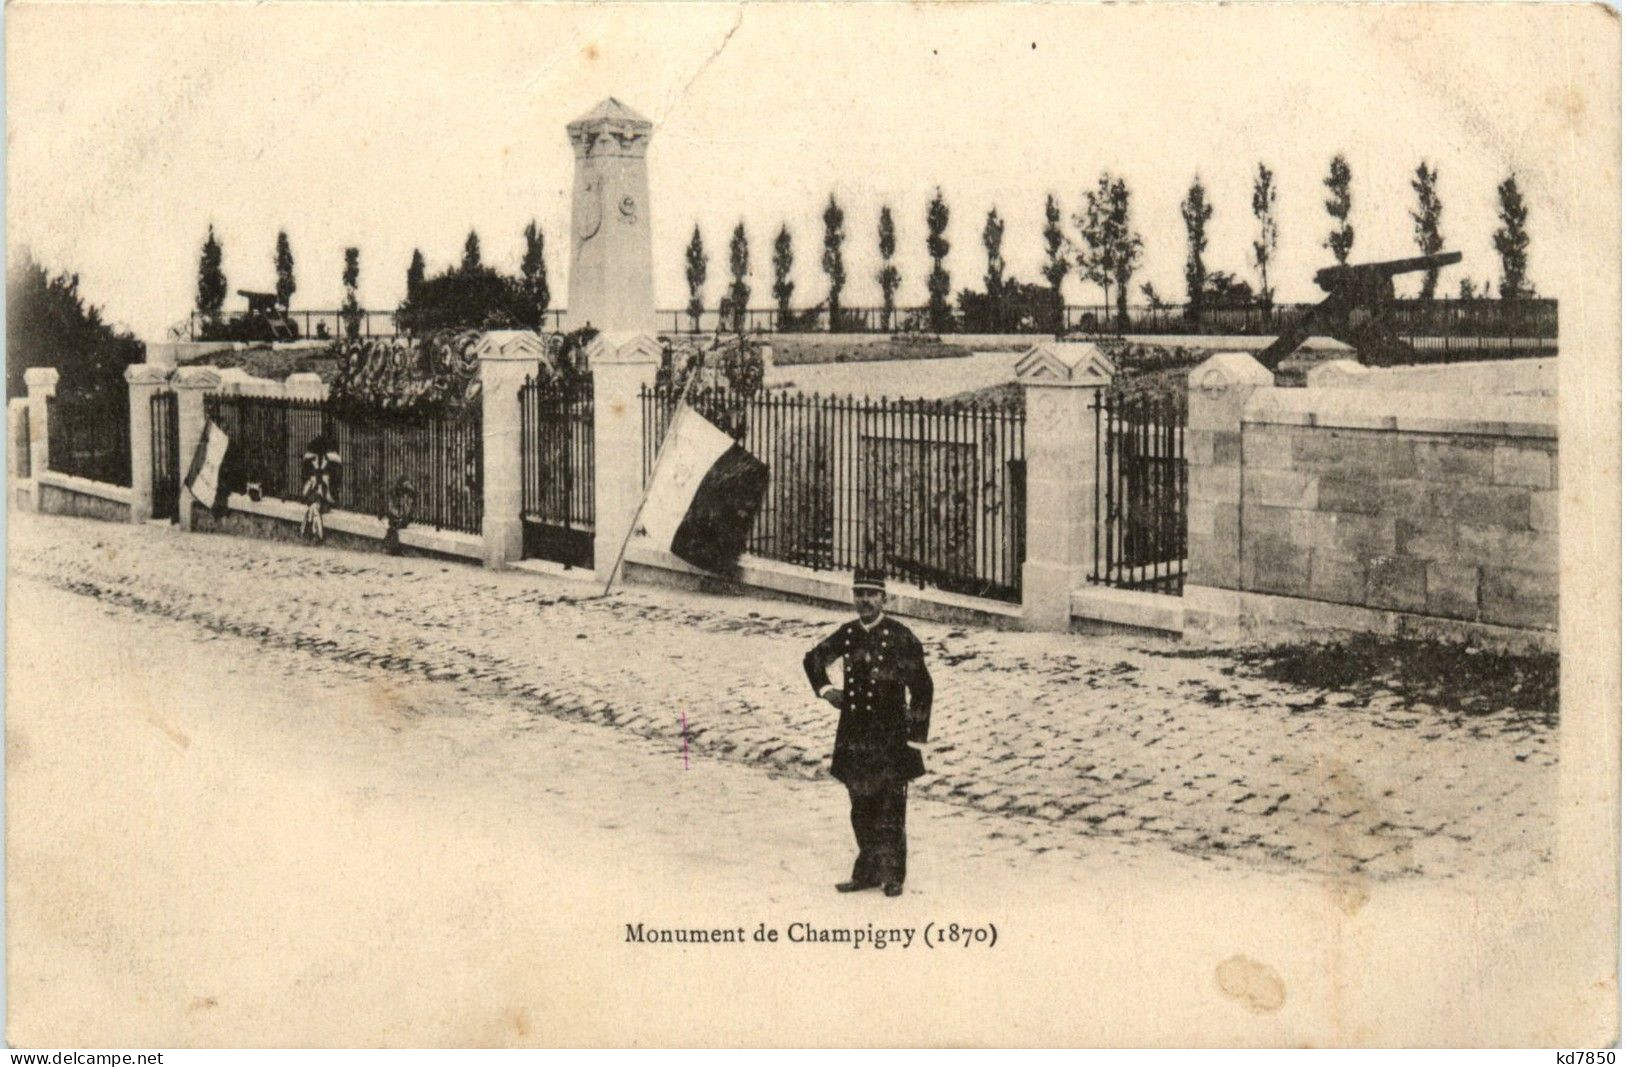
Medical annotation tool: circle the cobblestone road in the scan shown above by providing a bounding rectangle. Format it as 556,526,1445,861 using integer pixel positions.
11,511,1556,881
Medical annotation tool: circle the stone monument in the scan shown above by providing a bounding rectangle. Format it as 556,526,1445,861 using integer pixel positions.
564,97,657,337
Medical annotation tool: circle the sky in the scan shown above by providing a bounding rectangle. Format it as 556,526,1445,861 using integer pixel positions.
6,2,1616,340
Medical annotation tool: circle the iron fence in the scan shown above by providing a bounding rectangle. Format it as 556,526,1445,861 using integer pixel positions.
643,384,1026,603
151,392,179,521
204,394,483,535
46,390,131,487
1089,392,1186,595
519,375,595,568
14,405,29,480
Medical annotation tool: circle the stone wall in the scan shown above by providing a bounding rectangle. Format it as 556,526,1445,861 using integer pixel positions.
1186,353,1558,649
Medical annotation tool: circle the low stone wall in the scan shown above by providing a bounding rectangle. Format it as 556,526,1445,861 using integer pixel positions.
1185,353,1558,650
37,472,132,524
1307,356,1555,396
188,494,481,564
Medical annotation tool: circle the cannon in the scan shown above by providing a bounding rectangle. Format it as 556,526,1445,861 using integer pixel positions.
1258,250,1463,370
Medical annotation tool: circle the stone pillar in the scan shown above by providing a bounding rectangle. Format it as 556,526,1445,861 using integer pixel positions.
171,366,220,532
23,368,59,490
124,364,173,523
563,98,657,336
589,332,663,587
475,331,547,569
1013,342,1115,631
1183,352,1276,639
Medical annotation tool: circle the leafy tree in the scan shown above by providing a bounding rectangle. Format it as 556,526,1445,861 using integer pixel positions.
1139,281,1170,311
1105,178,1142,325
519,220,551,330
341,247,362,339
1250,163,1278,308
1409,162,1445,299
1180,176,1213,322
1075,181,1110,310
1075,172,1139,321
876,207,900,331
8,250,144,400
274,231,296,310
685,225,708,332
1041,194,1069,301
461,230,484,274
406,249,426,303
926,189,952,331
822,194,847,330
1494,175,1532,299
982,207,1006,295
772,225,795,324
196,225,227,322
1323,153,1354,265
727,222,751,333
1458,277,1477,301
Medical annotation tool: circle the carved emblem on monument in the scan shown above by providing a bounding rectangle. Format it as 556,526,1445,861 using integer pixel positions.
575,175,602,245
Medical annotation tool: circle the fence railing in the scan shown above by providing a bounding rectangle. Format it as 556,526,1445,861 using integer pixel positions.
151,392,179,521
642,384,1026,603
188,308,569,343
204,395,483,535
656,297,1559,343
190,298,1558,348
46,391,131,487
1089,392,1186,595
15,405,30,480
519,375,595,567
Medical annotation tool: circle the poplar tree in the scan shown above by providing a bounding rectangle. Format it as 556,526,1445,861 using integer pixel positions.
822,195,847,330
1251,164,1278,309
341,247,362,339
1409,162,1445,300
1493,175,1532,299
274,231,296,310
727,222,751,334
772,225,795,324
877,207,900,331
926,189,952,331
196,226,227,321
1180,177,1213,323
684,226,708,332
1323,153,1354,265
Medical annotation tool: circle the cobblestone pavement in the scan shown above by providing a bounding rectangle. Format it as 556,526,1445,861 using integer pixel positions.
11,511,1556,882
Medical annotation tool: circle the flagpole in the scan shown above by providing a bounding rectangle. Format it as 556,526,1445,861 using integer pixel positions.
599,360,704,598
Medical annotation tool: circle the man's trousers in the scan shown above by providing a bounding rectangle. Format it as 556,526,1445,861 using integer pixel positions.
846,778,908,886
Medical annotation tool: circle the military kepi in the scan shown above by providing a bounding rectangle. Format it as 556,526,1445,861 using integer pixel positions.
853,567,887,593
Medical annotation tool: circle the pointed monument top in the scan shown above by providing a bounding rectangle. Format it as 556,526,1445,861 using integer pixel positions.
571,97,651,129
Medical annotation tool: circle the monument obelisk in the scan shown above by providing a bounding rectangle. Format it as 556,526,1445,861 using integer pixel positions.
564,98,658,337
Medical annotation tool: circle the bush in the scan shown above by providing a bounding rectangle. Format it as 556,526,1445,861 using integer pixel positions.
394,265,529,335
956,279,1062,334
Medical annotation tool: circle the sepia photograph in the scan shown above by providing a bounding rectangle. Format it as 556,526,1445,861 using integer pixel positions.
3,0,1619,1048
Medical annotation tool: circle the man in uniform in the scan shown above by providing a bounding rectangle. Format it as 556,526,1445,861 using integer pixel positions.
803,569,934,897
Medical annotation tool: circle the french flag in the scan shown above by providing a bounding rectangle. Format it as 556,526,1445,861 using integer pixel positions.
636,401,769,576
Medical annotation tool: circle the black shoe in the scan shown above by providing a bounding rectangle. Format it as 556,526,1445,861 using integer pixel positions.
835,880,877,893
882,882,904,897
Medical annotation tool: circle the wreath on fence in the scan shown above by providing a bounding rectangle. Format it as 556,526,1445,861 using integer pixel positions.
326,329,484,416
655,331,766,438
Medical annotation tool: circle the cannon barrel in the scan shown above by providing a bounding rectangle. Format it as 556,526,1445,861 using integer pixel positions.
1314,251,1463,292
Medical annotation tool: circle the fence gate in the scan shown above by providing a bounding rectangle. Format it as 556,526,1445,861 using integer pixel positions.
520,375,594,568
150,391,180,521
1089,392,1187,595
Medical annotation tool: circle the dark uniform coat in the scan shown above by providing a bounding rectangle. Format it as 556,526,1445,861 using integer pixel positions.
803,616,934,785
